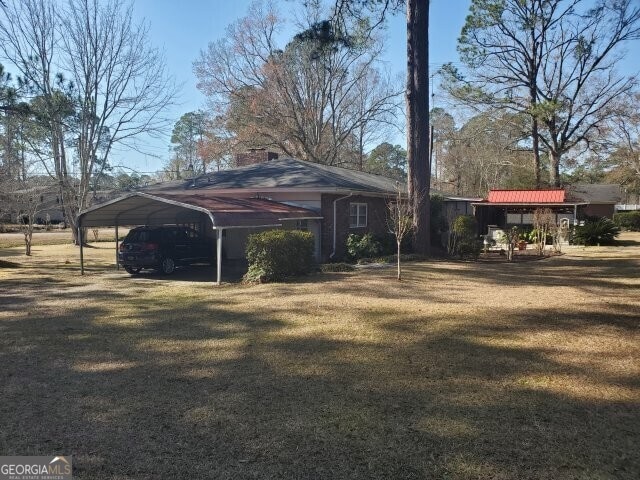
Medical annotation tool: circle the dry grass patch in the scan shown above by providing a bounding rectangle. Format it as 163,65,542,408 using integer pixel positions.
0,234,639,479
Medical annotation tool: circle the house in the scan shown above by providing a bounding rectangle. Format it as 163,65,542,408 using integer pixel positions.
79,151,410,282
78,149,489,282
473,184,622,234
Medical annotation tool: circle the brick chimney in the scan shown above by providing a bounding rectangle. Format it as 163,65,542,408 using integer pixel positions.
235,148,279,167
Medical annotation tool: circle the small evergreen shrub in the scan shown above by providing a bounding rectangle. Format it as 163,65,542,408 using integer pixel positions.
448,215,482,259
320,262,355,272
430,194,448,247
613,211,640,231
574,218,620,246
244,229,314,282
346,233,383,261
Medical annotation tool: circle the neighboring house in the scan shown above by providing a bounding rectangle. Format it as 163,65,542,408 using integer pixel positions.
473,184,622,234
1,186,119,225
436,194,483,228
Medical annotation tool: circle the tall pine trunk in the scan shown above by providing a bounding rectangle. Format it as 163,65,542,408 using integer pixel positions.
406,0,431,255
532,117,541,187
549,149,561,187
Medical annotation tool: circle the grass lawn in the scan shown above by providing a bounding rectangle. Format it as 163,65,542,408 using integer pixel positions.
1,235,639,479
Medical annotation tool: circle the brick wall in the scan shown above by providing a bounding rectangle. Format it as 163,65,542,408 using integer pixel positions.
320,193,390,261
235,150,279,167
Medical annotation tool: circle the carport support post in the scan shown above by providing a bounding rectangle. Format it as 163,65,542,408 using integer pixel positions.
79,226,84,275
115,224,119,270
216,228,223,285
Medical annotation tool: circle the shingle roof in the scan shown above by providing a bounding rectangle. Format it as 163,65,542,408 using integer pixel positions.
145,158,401,194
487,189,566,203
566,184,622,204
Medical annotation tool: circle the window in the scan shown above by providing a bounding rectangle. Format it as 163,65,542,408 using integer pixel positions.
349,203,367,228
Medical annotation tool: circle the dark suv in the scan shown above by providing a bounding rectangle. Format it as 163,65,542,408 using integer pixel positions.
118,226,214,275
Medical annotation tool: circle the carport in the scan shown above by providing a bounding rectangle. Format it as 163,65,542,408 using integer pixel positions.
77,192,322,284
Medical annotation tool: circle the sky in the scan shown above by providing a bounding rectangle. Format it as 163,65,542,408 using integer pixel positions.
118,0,473,174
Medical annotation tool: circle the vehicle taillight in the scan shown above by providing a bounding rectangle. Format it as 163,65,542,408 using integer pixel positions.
142,242,159,251
119,243,126,252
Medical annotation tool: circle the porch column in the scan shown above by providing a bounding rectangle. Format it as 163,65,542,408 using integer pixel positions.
216,228,223,285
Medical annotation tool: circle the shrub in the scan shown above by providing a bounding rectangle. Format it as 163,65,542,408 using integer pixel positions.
448,215,482,259
430,194,448,247
574,218,620,246
320,262,355,272
346,233,383,261
244,229,315,282
613,211,640,231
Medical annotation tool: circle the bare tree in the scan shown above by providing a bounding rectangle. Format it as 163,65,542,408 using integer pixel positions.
606,92,640,196
386,182,417,280
501,226,520,262
533,207,555,256
0,175,53,255
445,0,640,186
0,0,177,242
193,1,402,168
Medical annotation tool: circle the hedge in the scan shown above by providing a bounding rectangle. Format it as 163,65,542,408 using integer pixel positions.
244,229,315,282
613,211,640,231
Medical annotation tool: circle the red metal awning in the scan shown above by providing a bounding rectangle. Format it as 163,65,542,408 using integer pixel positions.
487,189,566,203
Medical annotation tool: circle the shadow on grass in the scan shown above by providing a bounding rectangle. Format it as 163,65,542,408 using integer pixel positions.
0,274,638,479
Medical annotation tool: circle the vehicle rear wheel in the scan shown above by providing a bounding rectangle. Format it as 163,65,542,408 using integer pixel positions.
124,266,142,274
160,257,176,275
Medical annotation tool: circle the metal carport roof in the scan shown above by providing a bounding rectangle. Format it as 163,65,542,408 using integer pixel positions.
77,192,322,284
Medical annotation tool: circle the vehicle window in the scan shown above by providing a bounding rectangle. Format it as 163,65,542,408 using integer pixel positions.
161,229,178,242
185,228,200,239
126,230,154,242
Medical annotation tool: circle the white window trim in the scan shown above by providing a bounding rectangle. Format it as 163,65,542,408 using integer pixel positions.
349,202,367,228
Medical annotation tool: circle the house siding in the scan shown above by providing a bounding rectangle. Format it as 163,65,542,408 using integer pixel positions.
580,204,615,219
320,193,389,261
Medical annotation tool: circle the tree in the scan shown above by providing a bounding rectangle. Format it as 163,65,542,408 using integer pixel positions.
532,207,554,255
365,142,406,180
605,92,640,198
171,111,208,174
387,182,415,280
193,2,401,169
0,0,176,242
446,111,536,195
319,0,431,254
0,174,53,255
446,0,640,187
429,107,456,189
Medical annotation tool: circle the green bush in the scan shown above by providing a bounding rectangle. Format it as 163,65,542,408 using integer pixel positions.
613,211,640,231
574,218,620,246
244,229,315,282
346,233,383,261
449,215,482,259
430,194,448,247
320,262,355,272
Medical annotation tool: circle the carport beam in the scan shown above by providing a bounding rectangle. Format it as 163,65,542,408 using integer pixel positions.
115,223,119,270
216,228,223,285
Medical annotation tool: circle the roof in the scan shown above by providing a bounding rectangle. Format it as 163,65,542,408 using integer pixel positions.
144,158,401,195
567,184,622,204
487,189,566,203
77,192,321,228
